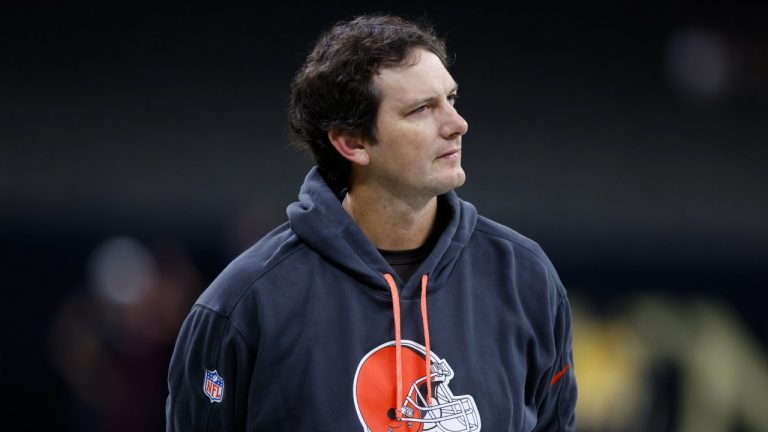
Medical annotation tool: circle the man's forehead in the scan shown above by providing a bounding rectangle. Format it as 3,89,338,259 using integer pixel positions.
374,49,457,104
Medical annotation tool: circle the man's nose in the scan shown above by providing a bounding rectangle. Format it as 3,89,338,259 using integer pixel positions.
440,105,469,139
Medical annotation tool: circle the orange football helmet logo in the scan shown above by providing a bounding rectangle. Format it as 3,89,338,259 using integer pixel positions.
353,340,481,432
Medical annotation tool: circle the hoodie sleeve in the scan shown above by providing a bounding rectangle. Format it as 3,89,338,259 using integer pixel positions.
166,305,256,432
533,294,577,431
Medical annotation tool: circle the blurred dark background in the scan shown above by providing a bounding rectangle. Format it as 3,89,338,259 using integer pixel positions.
2,2,767,431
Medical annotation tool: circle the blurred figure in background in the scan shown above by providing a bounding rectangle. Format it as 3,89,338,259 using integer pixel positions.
573,293,768,432
49,236,200,432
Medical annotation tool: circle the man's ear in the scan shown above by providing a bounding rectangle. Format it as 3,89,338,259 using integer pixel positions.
328,130,370,166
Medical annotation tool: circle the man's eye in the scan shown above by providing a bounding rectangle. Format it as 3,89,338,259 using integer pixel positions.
447,94,459,105
412,105,429,114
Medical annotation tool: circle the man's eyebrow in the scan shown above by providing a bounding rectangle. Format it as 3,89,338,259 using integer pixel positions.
403,83,460,108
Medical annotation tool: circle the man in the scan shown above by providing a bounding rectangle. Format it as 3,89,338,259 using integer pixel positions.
166,14,577,431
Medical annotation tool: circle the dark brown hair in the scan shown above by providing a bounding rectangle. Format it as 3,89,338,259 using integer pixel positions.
288,15,448,183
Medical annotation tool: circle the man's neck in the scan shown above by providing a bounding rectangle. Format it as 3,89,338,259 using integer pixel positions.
342,184,438,251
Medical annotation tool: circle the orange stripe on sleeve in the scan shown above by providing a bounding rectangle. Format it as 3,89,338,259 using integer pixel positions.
549,363,571,386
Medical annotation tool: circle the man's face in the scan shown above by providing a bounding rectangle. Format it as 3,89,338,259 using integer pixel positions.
359,48,469,201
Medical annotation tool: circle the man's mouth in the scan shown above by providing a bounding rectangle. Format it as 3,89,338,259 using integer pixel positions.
438,148,461,159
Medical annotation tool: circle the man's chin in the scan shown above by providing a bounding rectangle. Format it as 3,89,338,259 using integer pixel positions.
451,168,466,188
433,170,466,195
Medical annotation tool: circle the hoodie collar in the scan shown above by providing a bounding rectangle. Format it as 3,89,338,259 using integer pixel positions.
287,167,477,299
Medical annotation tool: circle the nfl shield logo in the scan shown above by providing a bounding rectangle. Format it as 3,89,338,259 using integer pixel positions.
203,369,224,403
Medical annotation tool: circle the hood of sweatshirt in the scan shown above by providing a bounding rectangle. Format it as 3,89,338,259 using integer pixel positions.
287,167,477,299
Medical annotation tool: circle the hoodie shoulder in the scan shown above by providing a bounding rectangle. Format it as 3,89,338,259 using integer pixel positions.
196,222,304,315
473,215,566,296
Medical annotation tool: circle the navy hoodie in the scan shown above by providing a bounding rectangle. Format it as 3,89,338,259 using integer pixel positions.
166,167,577,431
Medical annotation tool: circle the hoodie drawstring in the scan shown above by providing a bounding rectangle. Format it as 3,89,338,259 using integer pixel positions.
420,274,432,405
383,273,432,421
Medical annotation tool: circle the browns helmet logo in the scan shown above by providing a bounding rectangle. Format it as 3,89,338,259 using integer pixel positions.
353,340,481,431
